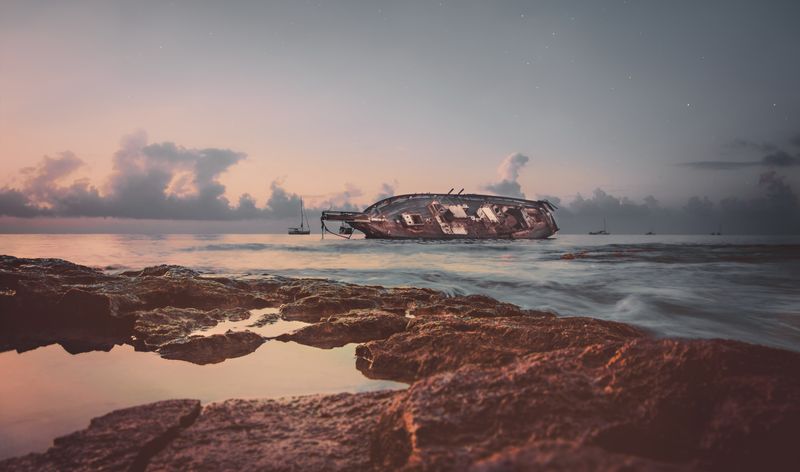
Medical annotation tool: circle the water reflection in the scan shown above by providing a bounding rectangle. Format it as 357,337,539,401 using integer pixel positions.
0,341,405,460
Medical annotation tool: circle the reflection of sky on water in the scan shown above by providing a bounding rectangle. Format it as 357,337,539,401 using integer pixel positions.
0,340,404,460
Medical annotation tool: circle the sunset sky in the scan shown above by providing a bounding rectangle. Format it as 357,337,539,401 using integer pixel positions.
2,0,799,232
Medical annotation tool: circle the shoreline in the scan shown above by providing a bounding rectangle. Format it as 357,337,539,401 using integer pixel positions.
1,255,799,470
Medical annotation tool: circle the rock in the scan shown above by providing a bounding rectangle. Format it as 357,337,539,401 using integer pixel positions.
121,264,201,278
356,314,646,382
0,399,201,472
280,294,380,322
148,392,398,471
276,309,409,348
468,441,683,471
370,339,800,471
408,294,542,319
158,331,265,364
132,307,251,351
247,310,281,328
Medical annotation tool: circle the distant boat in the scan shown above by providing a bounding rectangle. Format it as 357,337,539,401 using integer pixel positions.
645,231,655,235
288,198,311,235
710,223,722,236
589,217,610,235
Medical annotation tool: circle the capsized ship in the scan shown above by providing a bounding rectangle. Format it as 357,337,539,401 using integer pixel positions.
321,193,558,239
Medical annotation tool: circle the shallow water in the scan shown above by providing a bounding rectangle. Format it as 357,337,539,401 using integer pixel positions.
0,310,404,459
1,233,799,459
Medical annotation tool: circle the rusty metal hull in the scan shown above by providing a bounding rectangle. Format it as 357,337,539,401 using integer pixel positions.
321,193,558,240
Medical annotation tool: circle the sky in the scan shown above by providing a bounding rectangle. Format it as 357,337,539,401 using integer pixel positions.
1,0,799,233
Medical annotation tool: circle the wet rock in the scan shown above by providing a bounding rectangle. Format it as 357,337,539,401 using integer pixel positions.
132,307,252,351
356,314,645,382
0,256,285,359
247,310,281,328
370,339,800,471
158,331,265,365
121,264,201,278
280,294,380,322
148,392,398,471
0,399,201,472
276,309,409,348
408,294,542,319
468,440,683,471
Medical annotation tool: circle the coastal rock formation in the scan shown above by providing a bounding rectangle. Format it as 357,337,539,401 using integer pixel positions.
355,313,645,382
275,309,409,349
149,392,397,471
0,256,439,362
132,307,252,351
157,331,266,365
1,400,200,471
2,255,800,471
370,339,800,471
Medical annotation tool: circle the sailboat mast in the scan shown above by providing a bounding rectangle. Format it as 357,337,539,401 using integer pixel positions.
300,198,305,230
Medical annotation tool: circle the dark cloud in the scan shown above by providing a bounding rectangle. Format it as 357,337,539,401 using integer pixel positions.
484,153,529,198
684,133,800,170
0,132,291,220
680,160,757,170
264,181,302,218
553,172,799,234
682,152,800,170
0,189,46,217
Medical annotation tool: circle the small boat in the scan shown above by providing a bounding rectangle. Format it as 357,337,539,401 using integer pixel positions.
288,198,311,235
589,218,610,235
320,192,558,239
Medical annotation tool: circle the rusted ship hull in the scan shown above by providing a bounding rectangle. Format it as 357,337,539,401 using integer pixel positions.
321,193,558,240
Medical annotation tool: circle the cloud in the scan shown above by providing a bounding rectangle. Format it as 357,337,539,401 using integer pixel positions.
0,188,45,217
683,133,800,170
264,181,302,218
316,183,364,212
553,172,800,234
484,153,529,198
374,181,397,201
680,152,800,170
0,132,292,220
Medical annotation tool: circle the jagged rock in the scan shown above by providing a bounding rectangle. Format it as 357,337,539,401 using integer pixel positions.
157,331,265,364
356,314,645,382
408,294,542,319
0,399,201,472
132,307,251,350
148,392,397,471
370,339,800,471
468,441,683,471
280,294,380,322
276,309,409,348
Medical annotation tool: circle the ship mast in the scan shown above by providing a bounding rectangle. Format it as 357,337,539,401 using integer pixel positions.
300,198,305,230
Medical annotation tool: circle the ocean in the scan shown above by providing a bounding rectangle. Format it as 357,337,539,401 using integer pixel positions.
1,233,799,459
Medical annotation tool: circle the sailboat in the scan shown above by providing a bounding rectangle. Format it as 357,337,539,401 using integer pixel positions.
288,198,311,235
589,217,610,235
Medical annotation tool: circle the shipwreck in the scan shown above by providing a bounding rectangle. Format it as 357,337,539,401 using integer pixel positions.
321,192,559,239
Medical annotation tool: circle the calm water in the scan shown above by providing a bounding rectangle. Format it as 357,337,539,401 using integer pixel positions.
1,233,799,459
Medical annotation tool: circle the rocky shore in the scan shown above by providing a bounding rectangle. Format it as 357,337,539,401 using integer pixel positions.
1,255,799,471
